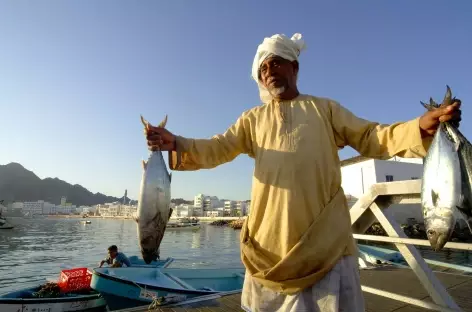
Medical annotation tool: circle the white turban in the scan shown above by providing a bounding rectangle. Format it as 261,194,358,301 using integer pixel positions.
251,33,306,103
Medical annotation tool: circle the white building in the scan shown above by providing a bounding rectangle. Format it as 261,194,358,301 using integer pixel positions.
341,156,424,224
77,206,94,214
236,201,248,216
173,204,203,217
55,204,75,214
194,194,223,211
120,205,137,217
96,202,136,217
23,200,56,215
12,202,24,211
224,200,236,216
205,208,224,217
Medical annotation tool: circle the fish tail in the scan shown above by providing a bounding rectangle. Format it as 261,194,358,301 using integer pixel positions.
420,85,455,111
140,115,168,129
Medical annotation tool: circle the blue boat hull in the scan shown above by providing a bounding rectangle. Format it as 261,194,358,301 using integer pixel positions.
90,267,245,311
128,256,174,268
97,292,150,311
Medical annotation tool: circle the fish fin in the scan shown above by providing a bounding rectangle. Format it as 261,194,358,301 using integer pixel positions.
454,207,472,234
431,190,439,207
168,208,173,221
142,160,147,170
158,115,168,129
169,172,172,182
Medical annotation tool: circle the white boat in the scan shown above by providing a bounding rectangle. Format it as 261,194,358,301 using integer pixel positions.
166,223,201,230
166,217,201,231
0,216,14,230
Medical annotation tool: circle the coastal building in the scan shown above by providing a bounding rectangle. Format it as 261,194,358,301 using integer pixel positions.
224,201,237,216
205,208,224,217
172,204,203,217
23,200,56,215
120,204,137,217
194,194,223,211
96,202,136,217
341,155,424,224
193,194,251,217
236,201,248,216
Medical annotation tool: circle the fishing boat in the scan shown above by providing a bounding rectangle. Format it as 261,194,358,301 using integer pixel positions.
166,217,201,231
90,267,245,310
128,256,174,268
358,244,472,273
79,220,92,224
0,216,14,230
166,222,201,230
0,283,107,312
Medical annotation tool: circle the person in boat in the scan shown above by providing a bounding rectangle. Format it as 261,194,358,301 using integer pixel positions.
143,33,461,311
98,245,131,268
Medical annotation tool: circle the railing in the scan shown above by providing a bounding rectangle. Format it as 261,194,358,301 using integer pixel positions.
350,179,471,312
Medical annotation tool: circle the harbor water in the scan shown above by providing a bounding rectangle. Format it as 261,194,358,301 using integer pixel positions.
1,217,472,293
0,217,242,292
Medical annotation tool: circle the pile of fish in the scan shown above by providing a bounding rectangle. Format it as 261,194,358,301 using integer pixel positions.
136,115,173,264
421,86,472,251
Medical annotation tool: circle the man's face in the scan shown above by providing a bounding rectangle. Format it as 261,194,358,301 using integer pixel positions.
109,250,117,259
259,56,298,96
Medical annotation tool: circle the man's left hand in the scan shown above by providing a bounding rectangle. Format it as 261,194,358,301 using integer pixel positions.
419,99,462,136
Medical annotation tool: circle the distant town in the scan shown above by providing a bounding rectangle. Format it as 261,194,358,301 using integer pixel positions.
0,193,251,218
1,156,426,223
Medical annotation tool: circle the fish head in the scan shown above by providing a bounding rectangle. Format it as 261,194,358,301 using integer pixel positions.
426,228,452,252
138,228,164,264
425,213,455,251
141,248,159,264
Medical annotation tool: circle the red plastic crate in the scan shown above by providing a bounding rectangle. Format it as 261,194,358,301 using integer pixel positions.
58,267,92,293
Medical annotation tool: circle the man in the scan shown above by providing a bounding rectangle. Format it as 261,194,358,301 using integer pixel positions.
99,245,131,268
144,33,461,311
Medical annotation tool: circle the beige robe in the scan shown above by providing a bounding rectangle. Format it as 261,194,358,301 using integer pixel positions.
169,94,431,294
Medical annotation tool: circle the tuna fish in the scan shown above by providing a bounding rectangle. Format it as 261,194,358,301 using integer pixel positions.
421,86,471,251
136,115,173,264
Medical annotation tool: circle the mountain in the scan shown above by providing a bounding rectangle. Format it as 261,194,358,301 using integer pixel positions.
0,162,133,206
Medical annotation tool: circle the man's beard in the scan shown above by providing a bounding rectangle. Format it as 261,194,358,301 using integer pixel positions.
267,85,286,98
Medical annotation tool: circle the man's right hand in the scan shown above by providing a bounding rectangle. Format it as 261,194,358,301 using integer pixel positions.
144,125,177,151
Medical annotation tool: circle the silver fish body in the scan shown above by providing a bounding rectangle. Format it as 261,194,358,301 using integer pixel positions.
137,115,172,264
421,86,463,251
421,123,461,251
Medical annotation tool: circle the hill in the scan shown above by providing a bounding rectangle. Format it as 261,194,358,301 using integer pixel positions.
0,162,132,206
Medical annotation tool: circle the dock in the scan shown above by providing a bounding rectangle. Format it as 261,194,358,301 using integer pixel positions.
115,265,472,312
114,180,472,312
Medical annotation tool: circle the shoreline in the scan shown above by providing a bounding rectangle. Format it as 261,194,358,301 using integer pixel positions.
44,215,247,222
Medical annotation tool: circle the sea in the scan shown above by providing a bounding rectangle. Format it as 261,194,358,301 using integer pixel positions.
0,217,471,293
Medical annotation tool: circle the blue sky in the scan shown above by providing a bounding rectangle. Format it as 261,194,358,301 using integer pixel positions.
0,1,471,201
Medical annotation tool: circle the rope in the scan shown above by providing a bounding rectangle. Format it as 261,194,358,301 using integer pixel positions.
130,280,188,310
